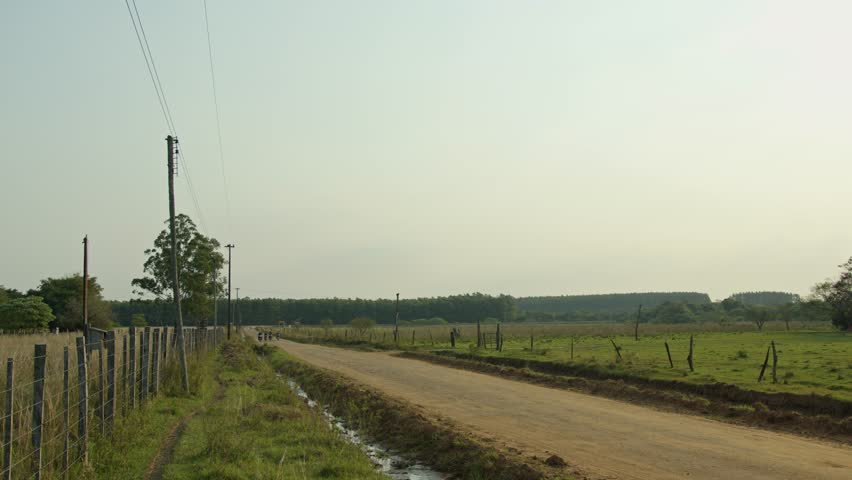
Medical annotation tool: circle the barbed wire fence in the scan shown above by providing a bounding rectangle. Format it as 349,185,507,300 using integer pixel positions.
0,326,224,479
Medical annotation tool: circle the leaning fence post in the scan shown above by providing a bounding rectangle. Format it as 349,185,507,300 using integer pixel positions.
151,328,160,396
63,346,70,479
771,340,778,384
3,358,14,480
129,328,136,410
758,345,771,382
32,344,46,479
664,341,673,368
75,337,88,464
106,331,115,431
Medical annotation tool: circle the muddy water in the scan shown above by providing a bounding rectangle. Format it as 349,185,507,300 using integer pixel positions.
284,378,445,480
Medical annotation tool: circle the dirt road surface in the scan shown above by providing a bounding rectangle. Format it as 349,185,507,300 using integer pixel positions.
270,337,851,480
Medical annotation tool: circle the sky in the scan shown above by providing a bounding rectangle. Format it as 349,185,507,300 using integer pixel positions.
3,1,852,301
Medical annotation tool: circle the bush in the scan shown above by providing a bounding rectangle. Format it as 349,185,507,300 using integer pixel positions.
350,317,375,337
0,296,54,330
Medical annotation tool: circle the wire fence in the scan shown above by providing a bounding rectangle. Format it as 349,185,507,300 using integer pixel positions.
0,326,224,479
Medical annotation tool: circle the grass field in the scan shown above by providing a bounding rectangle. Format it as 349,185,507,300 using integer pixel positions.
280,321,852,402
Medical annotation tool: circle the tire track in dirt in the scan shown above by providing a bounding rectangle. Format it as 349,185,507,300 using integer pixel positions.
273,338,852,480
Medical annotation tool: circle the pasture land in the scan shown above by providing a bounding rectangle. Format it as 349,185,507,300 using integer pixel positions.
280,321,852,402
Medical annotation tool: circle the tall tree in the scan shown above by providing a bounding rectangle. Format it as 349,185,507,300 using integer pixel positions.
0,296,55,331
132,214,225,327
818,258,852,330
28,275,112,329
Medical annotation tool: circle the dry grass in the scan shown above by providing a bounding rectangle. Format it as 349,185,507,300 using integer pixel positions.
0,327,214,479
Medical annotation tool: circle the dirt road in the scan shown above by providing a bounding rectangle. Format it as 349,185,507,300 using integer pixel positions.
271,338,851,480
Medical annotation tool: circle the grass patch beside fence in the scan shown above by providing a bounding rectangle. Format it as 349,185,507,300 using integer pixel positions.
161,340,386,480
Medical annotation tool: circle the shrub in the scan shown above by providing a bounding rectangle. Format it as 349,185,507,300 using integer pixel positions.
0,296,54,330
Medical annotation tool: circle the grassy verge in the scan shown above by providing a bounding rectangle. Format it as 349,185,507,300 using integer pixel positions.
80,352,216,479
161,340,386,480
265,346,571,480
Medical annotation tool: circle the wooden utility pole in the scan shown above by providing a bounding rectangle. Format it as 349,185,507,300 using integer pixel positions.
235,287,241,333
225,244,234,339
393,293,400,344
82,236,88,338
167,135,190,392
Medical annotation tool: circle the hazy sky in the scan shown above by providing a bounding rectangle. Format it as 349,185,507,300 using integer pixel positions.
3,1,852,301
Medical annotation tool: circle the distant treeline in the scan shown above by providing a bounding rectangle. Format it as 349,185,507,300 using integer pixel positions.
110,293,516,326
727,291,801,306
516,292,712,314
110,290,813,327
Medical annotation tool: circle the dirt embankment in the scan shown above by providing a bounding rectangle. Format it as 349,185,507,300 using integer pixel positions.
273,338,852,480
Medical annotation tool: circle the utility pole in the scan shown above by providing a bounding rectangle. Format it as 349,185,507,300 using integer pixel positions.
393,293,400,344
212,270,218,328
167,135,190,392
225,244,234,339
82,235,88,338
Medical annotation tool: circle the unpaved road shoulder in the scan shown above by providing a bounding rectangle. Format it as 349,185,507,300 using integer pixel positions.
272,338,851,480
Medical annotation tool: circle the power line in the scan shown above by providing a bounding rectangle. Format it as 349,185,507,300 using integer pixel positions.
123,0,210,235
202,0,233,237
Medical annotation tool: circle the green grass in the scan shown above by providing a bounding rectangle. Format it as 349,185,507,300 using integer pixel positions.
162,341,387,480
280,322,852,401
81,352,216,479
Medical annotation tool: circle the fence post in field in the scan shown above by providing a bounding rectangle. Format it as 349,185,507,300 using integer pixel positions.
122,335,128,415
63,346,70,478
609,338,622,361
570,336,574,360
152,328,160,396
477,319,481,348
141,328,150,403
32,344,46,479
412,330,415,345
161,327,168,362
75,337,88,464
98,338,105,435
664,341,673,368
129,328,136,409
106,331,115,431
450,331,455,348
771,340,778,384
496,324,501,351
530,332,534,352
758,345,771,382
3,358,13,480
686,335,694,372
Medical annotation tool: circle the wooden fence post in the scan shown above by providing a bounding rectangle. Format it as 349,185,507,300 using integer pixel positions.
162,327,168,362
758,345,771,382
3,358,13,480
141,327,149,403
32,344,46,479
610,338,622,361
686,335,694,372
75,337,88,464
450,331,455,348
530,332,533,352
477,319,481,348
122,335,128,416
411,330,415,345
106,332,115,431
129,328,136,410
664,341,673,368
771,340,778,384
63,346,70,479
98,338,105,435
496,324,501,351
570,337,574,360
151,328,160,396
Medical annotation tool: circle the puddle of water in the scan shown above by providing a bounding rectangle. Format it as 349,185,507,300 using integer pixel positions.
284,378,445,480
